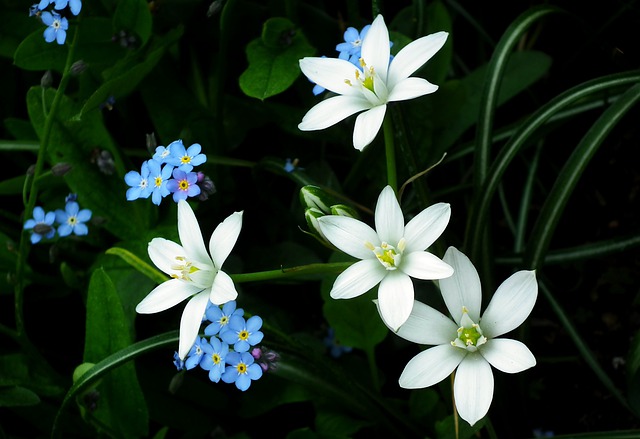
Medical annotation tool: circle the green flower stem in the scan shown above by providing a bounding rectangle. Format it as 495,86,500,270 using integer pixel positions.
230,262,352,283
14,27,80,341
383,114,397,193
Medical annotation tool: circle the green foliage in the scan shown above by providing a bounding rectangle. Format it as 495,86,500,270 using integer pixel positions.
2,0,640,438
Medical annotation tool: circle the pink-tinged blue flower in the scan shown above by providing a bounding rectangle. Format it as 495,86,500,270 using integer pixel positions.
200,336,229,382
165,140,207,172
147,159,174,205
55,201,91,237
204,300,244,336
125,161,152,201
23,206,56,244
166,169,201,202
53,0,82,15
220,315,264,352
336,25,371,65
41,11,68,45
184,337,208,370
221,351,263,391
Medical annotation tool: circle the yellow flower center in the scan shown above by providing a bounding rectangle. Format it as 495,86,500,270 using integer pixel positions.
238,330,250,341
178,179,189,191
451,307,487,352
212,353,222,365
154,176,163,187
180,156,191,164
236,362,247,374
366,238,405,270
170,256,199,281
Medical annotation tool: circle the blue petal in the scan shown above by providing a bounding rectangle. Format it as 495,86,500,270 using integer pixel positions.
73,223,88,236
43,27,56,43
69,0,82,15
56,28,66,45
235,374,251,391
58,224,72,237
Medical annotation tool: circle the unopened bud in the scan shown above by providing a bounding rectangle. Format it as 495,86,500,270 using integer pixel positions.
70,60,87,76
304,207,326,241
40,70,53,88
206,0,222,17
330,204,358,219
299,185,335,214
51,162,72,176
146,133,157,154
250,346,280,373
196,172,216,201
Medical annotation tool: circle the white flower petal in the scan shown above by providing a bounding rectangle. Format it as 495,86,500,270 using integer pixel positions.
480,338,536,373
399,344,465,389
299,57,364,96
374,185,404,245
440,247,482,324
401,251,453,280
329,259,386,299
209,211,243,269
388,77,439,102
404,202,451,252
318,216,379,260
377,271,414,331
178,290,210,359
148,238,184,275
480,270,537,338
387,31,448,88
177,200,211,266
361,15,390,82
391,300,458,345
136,279,202,314
453,353,494,427
299,95,371,132
352,105,387,151
210,270,238,305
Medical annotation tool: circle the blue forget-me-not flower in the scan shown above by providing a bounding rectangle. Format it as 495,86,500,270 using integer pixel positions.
124,160,152,201
24,206,56,244
220,315,264,353
221,351,263,391
200,336,229,383
41,11,68,45
55,200,91,237
165,140,207,172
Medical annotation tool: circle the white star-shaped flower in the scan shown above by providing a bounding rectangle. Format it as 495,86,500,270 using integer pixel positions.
393,246,537,426
318,185,453,331
298,14,448,150
136,200,243,359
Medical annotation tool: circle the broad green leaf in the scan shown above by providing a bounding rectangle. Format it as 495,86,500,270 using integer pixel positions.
0,353,64,397
0,12,41,58
83,268,149,438
13,29,68,72
113,0,153,45
26,86,151,241
0,386,40,407
239,18,315,100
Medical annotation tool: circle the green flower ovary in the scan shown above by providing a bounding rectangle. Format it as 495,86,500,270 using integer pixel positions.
368,238,405,270
451,307,487,352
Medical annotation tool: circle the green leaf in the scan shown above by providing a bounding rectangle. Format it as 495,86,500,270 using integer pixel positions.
26,86,152,241
0,386,40,407
627,329,640,416
239,18,315,100
83,268,149,438
113,0,153,45
13,29,68,72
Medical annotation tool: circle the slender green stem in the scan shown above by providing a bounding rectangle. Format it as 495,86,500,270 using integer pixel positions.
230,262,352,283
14,26,80,340
383,114,397,192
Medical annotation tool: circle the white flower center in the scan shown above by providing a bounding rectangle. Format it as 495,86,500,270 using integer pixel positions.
139,178,149,189
367,238,405,270
451,307,487,353
52,19,61,30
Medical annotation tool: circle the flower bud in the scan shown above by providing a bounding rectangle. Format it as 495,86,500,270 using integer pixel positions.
330,204,359,219
40,70,53,88
304,207,327,241
299,185,335,214
70,60,87,76
51,162,72,176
